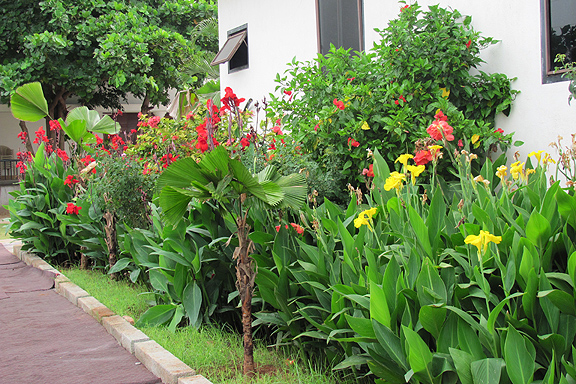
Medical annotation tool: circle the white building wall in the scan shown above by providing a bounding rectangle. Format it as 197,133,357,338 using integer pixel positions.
218,0,576,162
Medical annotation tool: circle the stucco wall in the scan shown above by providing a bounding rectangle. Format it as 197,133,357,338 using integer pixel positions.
218,0,576,162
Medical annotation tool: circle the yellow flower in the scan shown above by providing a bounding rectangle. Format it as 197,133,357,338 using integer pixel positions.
440,87,450,98
384,171,406,191
510,161,525,180
429,145,443,153
542,153,556,165
496,165,507,179
465,230,502,258
354,207,378,230
471,134,480,144
361,121,371,130
395,154,413,166
406,164,425,184
473,175,490,187
528,150,545,163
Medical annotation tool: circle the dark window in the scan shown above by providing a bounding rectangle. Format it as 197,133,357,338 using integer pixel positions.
543,0,576,81
316,0,363,55
212,25,248,73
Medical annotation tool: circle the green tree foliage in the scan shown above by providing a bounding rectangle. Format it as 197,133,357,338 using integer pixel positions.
0,0,217,118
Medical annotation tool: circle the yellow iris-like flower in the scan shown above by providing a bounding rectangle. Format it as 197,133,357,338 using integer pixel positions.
471,134,480,144
354,207,378,230
384,171,406,191
361,121,371,130
510,161,525,180
406,164,425,184
496,165,507,179
464,230,502,259
395,154,413,166
528,150,545,163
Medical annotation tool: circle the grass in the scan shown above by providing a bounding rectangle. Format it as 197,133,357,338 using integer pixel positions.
63,267,357,384
0,221,11,240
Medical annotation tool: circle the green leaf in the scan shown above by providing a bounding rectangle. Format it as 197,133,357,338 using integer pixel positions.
449,348,473,384
370,281,391,327
419,305,446,339
525,210,551,248
108,258,131,274
183,281,202,327
136,304,176,327
408,204,433,258
504,327,535,384
402,325,433,377
373,319,408,370
10,82,49,122
538,289,576,316
168,305,185,333
487,292,524,334
332,355,371,370
345,314,376,339
470,358,504,384
416,258,447,306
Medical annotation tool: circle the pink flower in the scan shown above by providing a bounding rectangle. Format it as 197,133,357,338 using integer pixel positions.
148,116,161,128
290,223,304,235
333,98,345,110
314,124,319,132
362,164,375,178
414,150,432,166
458,139,463,148
272,125,283,135
434,110,448,122
426,120,454,141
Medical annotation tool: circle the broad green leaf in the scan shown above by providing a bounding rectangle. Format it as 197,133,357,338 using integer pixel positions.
416,258,447,306
108,257,131,274
568,252,576,291
556,188,576,230
332,355,371,370
408,204,433,258
538,289,576,316
182,281,203,327
487,292,524,334
168,305,185,333
402,325,433,377
10,82,49,121
373,319,408,370
61,119,88,144
525,210,551,248
370,281,391,327
504,327,535,384
345,314,376,339
449,348,473,384
159,186,194,225
149,269,169,293
470,358,504,384
136,304,176,326
419,305,446,339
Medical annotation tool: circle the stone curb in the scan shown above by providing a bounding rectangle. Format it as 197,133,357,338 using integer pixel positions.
13,246,212,384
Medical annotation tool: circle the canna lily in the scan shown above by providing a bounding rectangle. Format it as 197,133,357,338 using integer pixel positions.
406,164,425,184
414,150,432,165
429,145,443,160
384,171,406,191
542,153,556,165
354,207,378,230
496,165,508,179
528,150,545,163
427,120,454,141
465,230,502,259
333,98,345,110
395,154,414,167
510,161,525,180
473,175,490,187
66,203,82,215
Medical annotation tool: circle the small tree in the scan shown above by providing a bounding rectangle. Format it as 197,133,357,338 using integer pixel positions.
157,146,307,376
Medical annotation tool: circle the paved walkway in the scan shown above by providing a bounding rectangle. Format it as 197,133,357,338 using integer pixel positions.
0,242,162,384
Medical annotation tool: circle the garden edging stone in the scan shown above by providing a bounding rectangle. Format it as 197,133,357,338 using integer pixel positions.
12,244,212,384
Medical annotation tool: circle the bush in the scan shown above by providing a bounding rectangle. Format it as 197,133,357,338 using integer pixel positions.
268,2,517,204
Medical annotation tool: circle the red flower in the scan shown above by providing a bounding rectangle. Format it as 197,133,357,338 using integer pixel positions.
221,87,246,111
240,137,250,148
314,124,319,132
269,143,276,150
272,125,283,135
400,5,410,11
33,128,47,145
399,95,406,102
333,98,345,110
56,148,69,162
148,116,161,128
347,137,360,148
117,109,123,116
16,161,27,174
362,164,375,178
495,128,504,134
49,120,61,131
290,223,304,235
66,203,82,215
458,139,463,147
414,150,433,165
434,110,448,122
347,77,355,82
426,120,454,141
466,39,472,49
284,90,292,96
64,175,80,187
394,100,400,105
17,131,28,143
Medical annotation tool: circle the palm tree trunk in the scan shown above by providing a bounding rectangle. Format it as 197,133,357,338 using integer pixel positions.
235,214,255,377
103,210,118,280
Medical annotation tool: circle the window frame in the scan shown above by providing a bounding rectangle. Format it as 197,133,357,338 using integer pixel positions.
541,0,575,83
211,24,249,73
315,0,364,55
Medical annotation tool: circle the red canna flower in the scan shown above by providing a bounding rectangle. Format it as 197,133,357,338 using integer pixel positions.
427,120,454,141
64,175,79,187
362,164,375,178
347,137,360,148
495,128,504,134
49,120,62,131
56,148,69,162
458,139,463,148
434,110,448,122
414,150,433,165
466,39,472,49
17,131,28,143
66,203,82,215
240,137,250,148
395,100,400,105
290,223,304,235
333,98,345,110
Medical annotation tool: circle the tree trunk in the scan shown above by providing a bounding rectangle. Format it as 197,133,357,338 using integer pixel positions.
234,213,256,377
18,121,35,156
80,252,89,270
103,210,118,280
141,93,151,114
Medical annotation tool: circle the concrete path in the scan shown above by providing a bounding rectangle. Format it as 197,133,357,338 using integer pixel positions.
0,241,162,384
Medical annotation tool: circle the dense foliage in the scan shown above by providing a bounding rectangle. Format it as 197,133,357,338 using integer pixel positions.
268,3,517,203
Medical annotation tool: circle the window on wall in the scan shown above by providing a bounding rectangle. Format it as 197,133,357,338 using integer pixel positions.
544,0,576,80
211,24,248,73
316,0,363,55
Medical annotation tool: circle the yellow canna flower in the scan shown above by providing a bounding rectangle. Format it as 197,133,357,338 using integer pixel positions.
496,165,507,179
510,161,525,180
384,171,406,191
361,121,371,130
474,175,490,187
528,150,544,163
354,207,378,230
440,87,450,98
542,153,556,165
406,164,425,185
465,230,502,259
395,154,413,166
471,134,480,144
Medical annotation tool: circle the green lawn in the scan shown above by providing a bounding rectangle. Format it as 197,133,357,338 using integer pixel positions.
64,268,355,384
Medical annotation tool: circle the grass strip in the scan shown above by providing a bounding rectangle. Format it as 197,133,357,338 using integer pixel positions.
64,267,353,384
